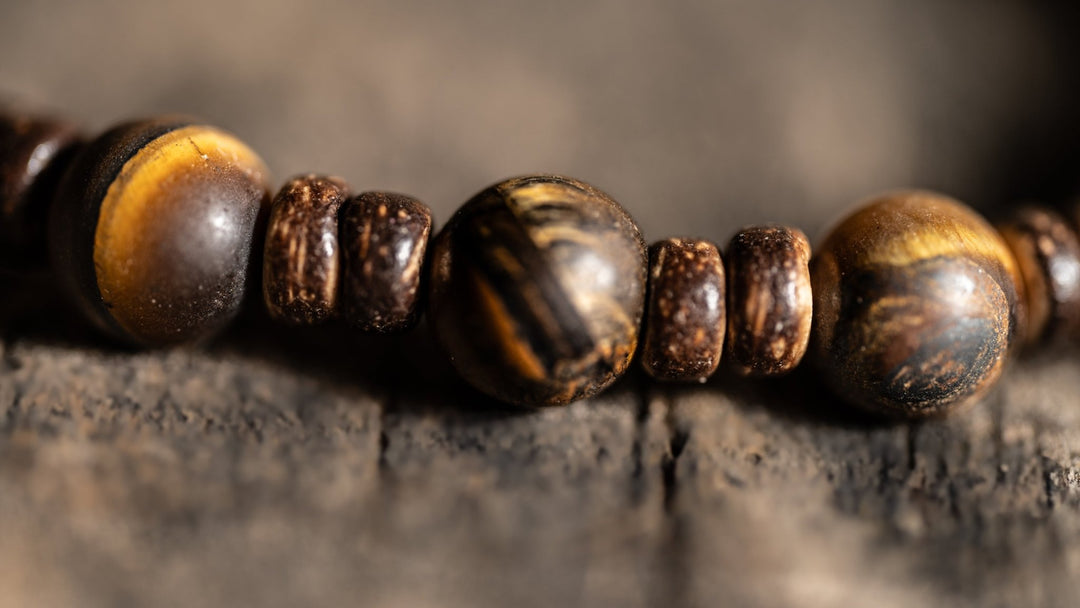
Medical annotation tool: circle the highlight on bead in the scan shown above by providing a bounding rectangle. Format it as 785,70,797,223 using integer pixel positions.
263,174,351,325
724,225,812,376
0,111,81,265
428,174,647,406
997,205,1080,344
640,237,726,382
811,190,1024,418
339,191,433,333
48,117,272,346
6,105,1059,418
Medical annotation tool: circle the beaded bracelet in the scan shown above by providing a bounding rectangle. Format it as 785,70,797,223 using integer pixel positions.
4,111,1066,419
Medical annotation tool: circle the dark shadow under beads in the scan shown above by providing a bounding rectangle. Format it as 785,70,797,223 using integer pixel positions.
725,225,812,376
640,238,726,382
263,174,351,324
0,110,81,267
339,191,432,333
998,205,1080,344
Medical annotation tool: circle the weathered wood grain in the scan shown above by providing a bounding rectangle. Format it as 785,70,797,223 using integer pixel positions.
3,275,1080,607
2,2,1079,606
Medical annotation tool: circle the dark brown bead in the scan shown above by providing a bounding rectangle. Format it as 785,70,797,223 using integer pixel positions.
0,111,81,266
725,225,812,376
428,175,647,406
49,117,272,346
339,191,432,333
811,191,1024,418
262,175,350,324
997,205,1080,344
640,238,725,382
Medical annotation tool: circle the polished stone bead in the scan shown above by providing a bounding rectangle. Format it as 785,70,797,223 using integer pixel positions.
339,191,432,333
811,191,1023,417
0,110,80,266
49,117,272,346
725,225,812,376
428,175,647,406
263,175,350,324
640,238,725,382
997,205,1080,344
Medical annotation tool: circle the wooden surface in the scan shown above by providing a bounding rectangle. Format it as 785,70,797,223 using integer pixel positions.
2,2,1080,606
5,283,1080,607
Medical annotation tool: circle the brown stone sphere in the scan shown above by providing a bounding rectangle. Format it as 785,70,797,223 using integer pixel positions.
49,117,272,346
428,175,647,406
811,191,1024,418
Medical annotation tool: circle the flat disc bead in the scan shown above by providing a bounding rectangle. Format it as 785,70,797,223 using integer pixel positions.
263,175,350,324
340,191,432,333
725,225,812,376
0,111,81,264
49,117,271,346
428,175,647,406
997,205,1080,343
811,191,1024,417
640,238,725,382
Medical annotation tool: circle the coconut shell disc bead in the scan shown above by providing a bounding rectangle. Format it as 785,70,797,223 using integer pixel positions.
0,110,80,265
997,205,1080,344
640,238,726,382
725,225,812,376
428,175,647,406
263,174,351,324
339,191,433,333
49,117,271,346
811,191,1024,417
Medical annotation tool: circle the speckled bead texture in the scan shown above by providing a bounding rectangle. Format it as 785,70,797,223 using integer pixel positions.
640,238,726,382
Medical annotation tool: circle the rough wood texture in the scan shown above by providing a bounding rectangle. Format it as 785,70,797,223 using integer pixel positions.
2,2,1080,606
4,277,1080,607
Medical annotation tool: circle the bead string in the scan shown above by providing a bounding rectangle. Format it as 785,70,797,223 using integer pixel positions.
3,111,1064,419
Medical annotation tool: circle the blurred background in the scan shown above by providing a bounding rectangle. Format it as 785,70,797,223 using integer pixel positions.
3,3,1080,607
3,1,1077,244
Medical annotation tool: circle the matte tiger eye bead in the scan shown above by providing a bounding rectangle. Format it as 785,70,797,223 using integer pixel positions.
49,117,271,346
997,206,1080,343
641,238,725,382
0,111,80,264
263,175,350,324
339,191,432,333
811,191,1023,417
428,175,647,406
725,225,812,376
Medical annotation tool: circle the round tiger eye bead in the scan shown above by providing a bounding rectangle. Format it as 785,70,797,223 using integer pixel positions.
997,206,1080,344
49,117,271,346
428,175,647,406
811,191,1023,417
640,238,725,382
340,191,432,333
725,225,812,376
0,111,80,264
263,175,350,324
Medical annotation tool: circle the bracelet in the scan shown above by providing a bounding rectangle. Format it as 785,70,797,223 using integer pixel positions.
3,110,1069,419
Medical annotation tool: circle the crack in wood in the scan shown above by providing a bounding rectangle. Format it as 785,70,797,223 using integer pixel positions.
661,395,688,514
